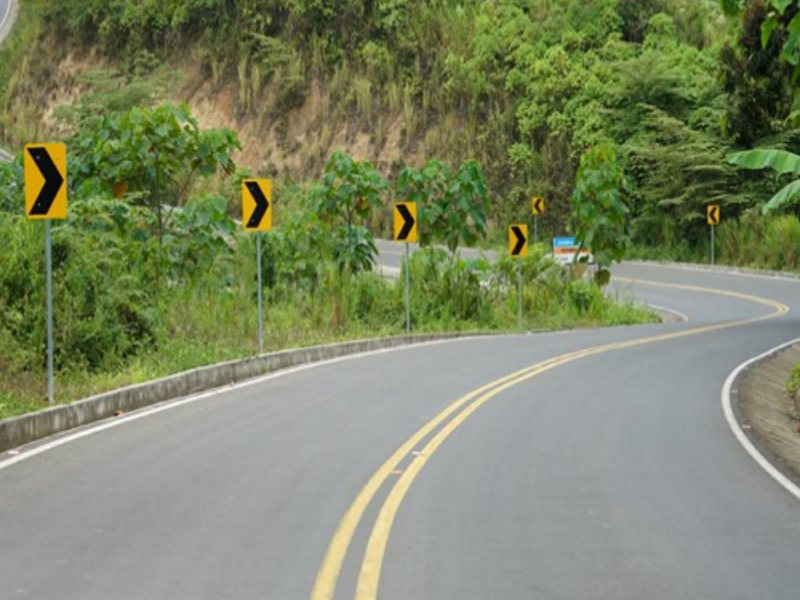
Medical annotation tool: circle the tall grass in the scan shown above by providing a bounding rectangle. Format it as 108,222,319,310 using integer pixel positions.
0,219,655,420
717,213,800,271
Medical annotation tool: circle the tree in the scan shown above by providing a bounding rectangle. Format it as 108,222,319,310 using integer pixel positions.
397,159,491,259
312,150,388,274
570,144,631,285
72,104,241,246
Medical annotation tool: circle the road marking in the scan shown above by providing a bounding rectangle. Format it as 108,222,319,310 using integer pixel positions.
0,1,12,34
0,335,513,473
722,338,800,502
625,260,800,284
310,278,788,600
646,303,689,322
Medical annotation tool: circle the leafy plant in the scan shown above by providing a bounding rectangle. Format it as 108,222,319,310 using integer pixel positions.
311,150,388,274
397,159,490,258
71,104,241,245
570,144,631,284
728,148,800,213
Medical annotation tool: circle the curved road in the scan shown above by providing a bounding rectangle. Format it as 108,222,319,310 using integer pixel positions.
1,262,800,600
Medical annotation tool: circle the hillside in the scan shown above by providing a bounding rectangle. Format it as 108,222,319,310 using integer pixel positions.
2,0,798,247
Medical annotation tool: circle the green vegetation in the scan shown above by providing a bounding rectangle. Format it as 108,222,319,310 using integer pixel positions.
10,0,800,417
0,100,654,420
0,0,796,266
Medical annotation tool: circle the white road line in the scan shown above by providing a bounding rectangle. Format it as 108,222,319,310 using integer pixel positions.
0,335,517,472
626,260,800,284
722,338,800,502
646,303,689,323
0,1,12,35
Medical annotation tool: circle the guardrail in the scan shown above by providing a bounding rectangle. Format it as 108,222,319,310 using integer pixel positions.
0,147,13,163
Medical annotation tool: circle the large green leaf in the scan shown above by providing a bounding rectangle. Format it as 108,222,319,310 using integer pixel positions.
763,179,800,214
728,149,800,176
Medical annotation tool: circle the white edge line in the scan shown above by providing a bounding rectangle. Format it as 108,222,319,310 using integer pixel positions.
646,303,689,323
0,317,669,473
0,1,12,35
627,260,800,284
722,337,800,502
0,334,529,472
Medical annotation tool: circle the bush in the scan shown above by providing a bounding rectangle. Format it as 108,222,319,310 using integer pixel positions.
0,213,157,372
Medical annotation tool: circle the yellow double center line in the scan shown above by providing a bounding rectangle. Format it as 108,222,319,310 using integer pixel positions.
309,279,789,600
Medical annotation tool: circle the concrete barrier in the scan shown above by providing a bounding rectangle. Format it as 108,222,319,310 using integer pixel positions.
0,333,493,453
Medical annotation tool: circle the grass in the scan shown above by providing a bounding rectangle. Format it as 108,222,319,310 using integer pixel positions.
0,257,656,421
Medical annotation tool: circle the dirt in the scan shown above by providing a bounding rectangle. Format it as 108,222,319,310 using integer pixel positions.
739,344,800,481
22,47,418,179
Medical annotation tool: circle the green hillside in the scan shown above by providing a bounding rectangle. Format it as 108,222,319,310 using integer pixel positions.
2,0,800,416
1,0,798,248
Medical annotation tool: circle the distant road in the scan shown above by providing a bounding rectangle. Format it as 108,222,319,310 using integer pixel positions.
375,239,493,270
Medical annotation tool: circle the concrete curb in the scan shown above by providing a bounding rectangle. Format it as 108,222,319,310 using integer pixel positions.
627,260,800,282
0,333,493,453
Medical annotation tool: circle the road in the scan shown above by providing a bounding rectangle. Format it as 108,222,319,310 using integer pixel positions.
1,261,800,600
375,239,491,270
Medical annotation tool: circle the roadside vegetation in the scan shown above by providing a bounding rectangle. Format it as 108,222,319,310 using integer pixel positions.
0,96,654,419
4,1,800,264
7,0,800,416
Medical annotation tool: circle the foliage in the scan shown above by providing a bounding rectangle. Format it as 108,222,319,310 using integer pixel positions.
311,149,388,273
71,103,241,244
332,225,379,275
398,159,491,257
0,212,157,374
720,0,792,145
570,145,631,283
729,147,800,212
6,0,797,262
164,193,237,281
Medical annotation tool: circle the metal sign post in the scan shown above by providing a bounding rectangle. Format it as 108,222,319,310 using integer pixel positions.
405,242,411,334
532,197,545,246
706,205,720,266
394,202,418,335
257,232,264,354
509,224,529,332
46,220,54,405
711,224,715,266
25,143,67,406
242,179,273,355
517,259,523,331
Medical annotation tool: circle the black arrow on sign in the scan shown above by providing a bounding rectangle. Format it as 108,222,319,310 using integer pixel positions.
27,147,64,217
511,225,527,256
245,181,270,229
397,204,415,241
534,198,544,214
710,206,719,224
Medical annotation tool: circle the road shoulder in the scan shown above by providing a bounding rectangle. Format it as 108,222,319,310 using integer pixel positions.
739,344,800,485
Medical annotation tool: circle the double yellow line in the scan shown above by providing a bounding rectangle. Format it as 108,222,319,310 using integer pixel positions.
309,279,789,600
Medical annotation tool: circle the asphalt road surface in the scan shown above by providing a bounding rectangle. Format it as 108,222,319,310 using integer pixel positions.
2,261,800,600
